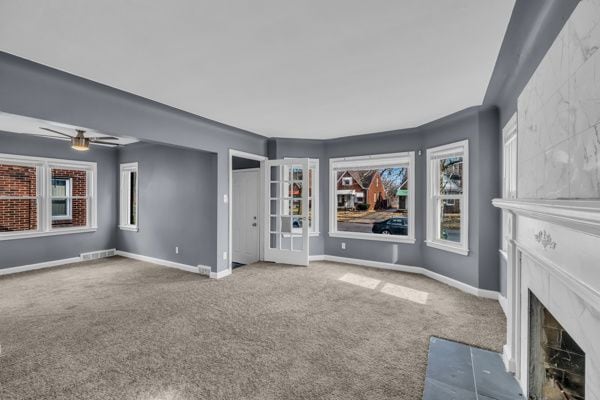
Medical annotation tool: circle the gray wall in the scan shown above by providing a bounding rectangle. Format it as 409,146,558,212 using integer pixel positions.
0,131,118,269
116,142,217,268
271,107,501,291
0,52,267,272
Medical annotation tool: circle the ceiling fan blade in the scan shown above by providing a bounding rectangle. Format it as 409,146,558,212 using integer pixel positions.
89,136,119,141
29,133,70,140
40,127,74,138
90,140,120,146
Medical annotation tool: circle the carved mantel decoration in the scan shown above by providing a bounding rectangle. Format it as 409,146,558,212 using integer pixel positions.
533,230,556,250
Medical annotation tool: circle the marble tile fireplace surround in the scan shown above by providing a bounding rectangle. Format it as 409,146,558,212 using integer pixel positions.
493,199,600,400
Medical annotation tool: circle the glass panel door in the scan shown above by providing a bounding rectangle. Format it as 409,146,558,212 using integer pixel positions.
264,158,309,266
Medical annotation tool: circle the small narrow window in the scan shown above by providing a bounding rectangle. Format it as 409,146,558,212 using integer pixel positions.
119,162,138,231
426,140,469,255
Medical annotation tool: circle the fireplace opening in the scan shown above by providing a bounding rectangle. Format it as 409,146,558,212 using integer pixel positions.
529,292,585,400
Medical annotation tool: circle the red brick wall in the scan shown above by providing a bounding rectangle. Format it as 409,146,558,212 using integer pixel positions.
51,168,87,227
0,164,38,232
0,165,88,231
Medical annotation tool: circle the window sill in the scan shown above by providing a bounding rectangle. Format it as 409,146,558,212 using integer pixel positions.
119,225,139,232
329,231,416,244
425,240,469,256
0,227,98,241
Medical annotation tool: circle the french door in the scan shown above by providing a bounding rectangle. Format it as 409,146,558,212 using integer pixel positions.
263,158,310,266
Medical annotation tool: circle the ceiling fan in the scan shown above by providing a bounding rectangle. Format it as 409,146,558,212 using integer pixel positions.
39,127,120,151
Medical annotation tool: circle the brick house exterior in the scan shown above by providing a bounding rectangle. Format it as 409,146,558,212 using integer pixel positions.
0,164,37,232
336,170,386,211
0,165,87,231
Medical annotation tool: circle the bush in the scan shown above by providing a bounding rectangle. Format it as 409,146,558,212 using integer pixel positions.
356,203,369,211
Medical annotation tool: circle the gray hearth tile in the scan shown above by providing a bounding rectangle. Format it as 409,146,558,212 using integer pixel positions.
422,377,478,400
424,337,476,392
471,347,524,400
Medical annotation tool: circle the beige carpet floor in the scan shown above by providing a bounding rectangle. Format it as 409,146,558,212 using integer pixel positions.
0,257,505,399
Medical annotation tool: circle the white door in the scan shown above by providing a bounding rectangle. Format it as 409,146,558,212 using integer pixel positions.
232,169,260,264
264,158,310,266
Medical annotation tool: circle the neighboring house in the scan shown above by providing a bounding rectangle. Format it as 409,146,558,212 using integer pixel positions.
336,170,386,211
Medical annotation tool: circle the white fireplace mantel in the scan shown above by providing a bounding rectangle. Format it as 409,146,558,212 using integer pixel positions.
493,198,600,400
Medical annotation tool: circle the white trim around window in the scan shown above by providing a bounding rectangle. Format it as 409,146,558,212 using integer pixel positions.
425,140,469,255
119,162,139,231
329,151,416,243
0,153,97,241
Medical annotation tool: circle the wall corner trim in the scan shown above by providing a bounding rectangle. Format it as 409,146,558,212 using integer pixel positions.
115,250,202,275
209,269,232,279
0,256,82,276
319,255,500,300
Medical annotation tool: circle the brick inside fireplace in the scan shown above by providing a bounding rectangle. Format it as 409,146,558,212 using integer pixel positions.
529,292,585,400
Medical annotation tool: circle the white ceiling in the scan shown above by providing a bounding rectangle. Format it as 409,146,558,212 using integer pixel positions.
0,1,515,139
0,112,138,146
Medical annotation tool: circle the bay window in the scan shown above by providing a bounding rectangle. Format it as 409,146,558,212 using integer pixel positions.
426,140,469,255
329,152,415,243
0,154,97,240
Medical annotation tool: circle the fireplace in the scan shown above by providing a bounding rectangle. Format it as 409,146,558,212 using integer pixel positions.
529,292,585,400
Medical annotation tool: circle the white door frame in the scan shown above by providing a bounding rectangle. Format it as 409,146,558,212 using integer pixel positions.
228,149,267,273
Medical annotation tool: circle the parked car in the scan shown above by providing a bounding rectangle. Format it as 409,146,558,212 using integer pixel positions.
371,217,408,235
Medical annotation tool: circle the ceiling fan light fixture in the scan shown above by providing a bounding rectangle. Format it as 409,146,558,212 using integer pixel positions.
71,136,90,151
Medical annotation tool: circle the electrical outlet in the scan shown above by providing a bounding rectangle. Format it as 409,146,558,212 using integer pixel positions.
175,246,179,254
223,194,228,204
223,251,227,260
341,242,346,250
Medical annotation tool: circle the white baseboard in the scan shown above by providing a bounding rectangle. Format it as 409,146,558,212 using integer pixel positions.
309,254,326,261
320,255,500,300
210,269,232,279
498,294,509,317
116,250,202,275
0,256,82,276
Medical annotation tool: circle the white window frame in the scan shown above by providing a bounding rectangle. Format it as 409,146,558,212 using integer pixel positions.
329,151,416,243
0,153,97,241
425,140,469,255
284,158,319,236
501,114,517,255
50,177,72,220
119,162,139,232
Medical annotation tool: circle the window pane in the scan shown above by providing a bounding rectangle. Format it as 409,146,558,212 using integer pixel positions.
0,199,37,232
52,199,69,217
51,179,68,196
0,164,38,232
0,164,37,197
439,199,461,243
52,199,87,228
129,171,137,225
51,168,87,228
439,157,463,195
336,167,409,236
51,168,87,197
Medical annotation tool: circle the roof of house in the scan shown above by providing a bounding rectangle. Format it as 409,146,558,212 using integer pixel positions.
343,170,377,190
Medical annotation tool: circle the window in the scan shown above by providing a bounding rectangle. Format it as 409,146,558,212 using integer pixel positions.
426,140,469,255
329,152,415,243
51,178,72,220
502,114,517,254
0,154,97,240
284,159,319,236
119,162,139,231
